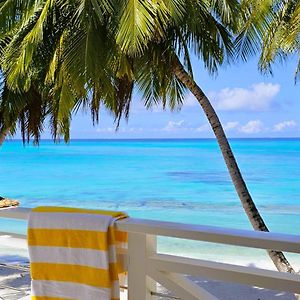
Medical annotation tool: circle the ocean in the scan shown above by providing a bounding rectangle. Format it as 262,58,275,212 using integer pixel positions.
1,138,300,268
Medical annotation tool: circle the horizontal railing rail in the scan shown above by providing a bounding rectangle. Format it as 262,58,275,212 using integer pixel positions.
1,207,300,300
116,217,300,253
1,207,300,253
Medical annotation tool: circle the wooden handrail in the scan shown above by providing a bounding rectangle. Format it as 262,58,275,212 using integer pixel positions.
1,207,300,253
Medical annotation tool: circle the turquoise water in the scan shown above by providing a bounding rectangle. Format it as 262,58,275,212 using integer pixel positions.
1,138,300,267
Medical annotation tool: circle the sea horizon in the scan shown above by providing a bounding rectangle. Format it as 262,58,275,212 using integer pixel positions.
8,137,300,141
1,138,300,269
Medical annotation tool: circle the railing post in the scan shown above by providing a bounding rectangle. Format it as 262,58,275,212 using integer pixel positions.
127,232,157,300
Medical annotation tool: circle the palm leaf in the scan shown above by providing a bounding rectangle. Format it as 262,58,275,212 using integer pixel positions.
235,0,273,61
116,0,160,55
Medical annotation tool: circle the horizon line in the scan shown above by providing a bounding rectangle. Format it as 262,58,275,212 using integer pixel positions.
8,137,300,141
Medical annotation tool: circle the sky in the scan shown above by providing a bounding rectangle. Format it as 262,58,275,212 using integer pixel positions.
26,54,300,139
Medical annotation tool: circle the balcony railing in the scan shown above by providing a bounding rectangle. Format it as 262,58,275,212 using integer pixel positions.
1,207,300,300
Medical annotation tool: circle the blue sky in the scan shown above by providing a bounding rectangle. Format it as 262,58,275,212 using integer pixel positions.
46,54,300,139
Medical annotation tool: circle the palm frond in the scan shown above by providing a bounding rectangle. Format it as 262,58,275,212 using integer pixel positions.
209,0,240,30
235,0,273,61
2,8,43,91
116,0,162,55
182,1,234,74
0,0,36,34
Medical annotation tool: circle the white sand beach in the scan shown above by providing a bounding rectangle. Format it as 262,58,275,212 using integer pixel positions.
0,264,30,300
0,234,297,300
0,235,30,300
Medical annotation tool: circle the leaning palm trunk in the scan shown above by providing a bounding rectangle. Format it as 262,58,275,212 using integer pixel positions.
172,56,294,274
0,127,9,146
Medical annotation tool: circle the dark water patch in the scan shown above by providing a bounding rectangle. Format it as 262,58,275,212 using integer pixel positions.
167,170,267,185
167,171,231,185
56,199,243,212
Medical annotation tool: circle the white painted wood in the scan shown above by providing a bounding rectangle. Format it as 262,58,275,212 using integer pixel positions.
116,218,300,254
2,208,300,254
2,207,300,299
127,233,156,300
0,207,31,220
149,254,300,294
149,269,219,300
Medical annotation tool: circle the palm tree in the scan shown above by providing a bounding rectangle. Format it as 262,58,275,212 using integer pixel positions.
0,128,8,144
0,0,296,273
0,0,135,145
236,0,299,80
0,81,49,145
259,0,299,80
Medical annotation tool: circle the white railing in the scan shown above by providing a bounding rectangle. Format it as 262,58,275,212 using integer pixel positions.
1,207,300,300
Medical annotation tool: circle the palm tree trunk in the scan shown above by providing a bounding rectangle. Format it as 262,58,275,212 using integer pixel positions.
0,127,9,146
172,56,294,273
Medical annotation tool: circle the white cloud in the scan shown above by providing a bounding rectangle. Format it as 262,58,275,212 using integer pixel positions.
163,120,186,131
224,121,239,131
273,120,297,132
120,127,143,133
96,127,115,133
240,120,264,134
96,127,143,133
210,83,280,111
162,120,210,133
196,124,210,132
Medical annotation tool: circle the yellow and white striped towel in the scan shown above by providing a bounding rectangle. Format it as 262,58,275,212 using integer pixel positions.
28,206,128,300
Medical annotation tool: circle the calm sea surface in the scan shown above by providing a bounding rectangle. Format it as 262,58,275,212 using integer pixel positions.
1,138,300,267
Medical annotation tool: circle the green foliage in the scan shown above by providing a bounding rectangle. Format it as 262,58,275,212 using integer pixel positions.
238,0,300,80
0,0,238,143
2,0,297,144
260,0,300,81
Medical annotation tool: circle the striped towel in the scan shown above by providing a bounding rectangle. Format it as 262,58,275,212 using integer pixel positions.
28,206,128,300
